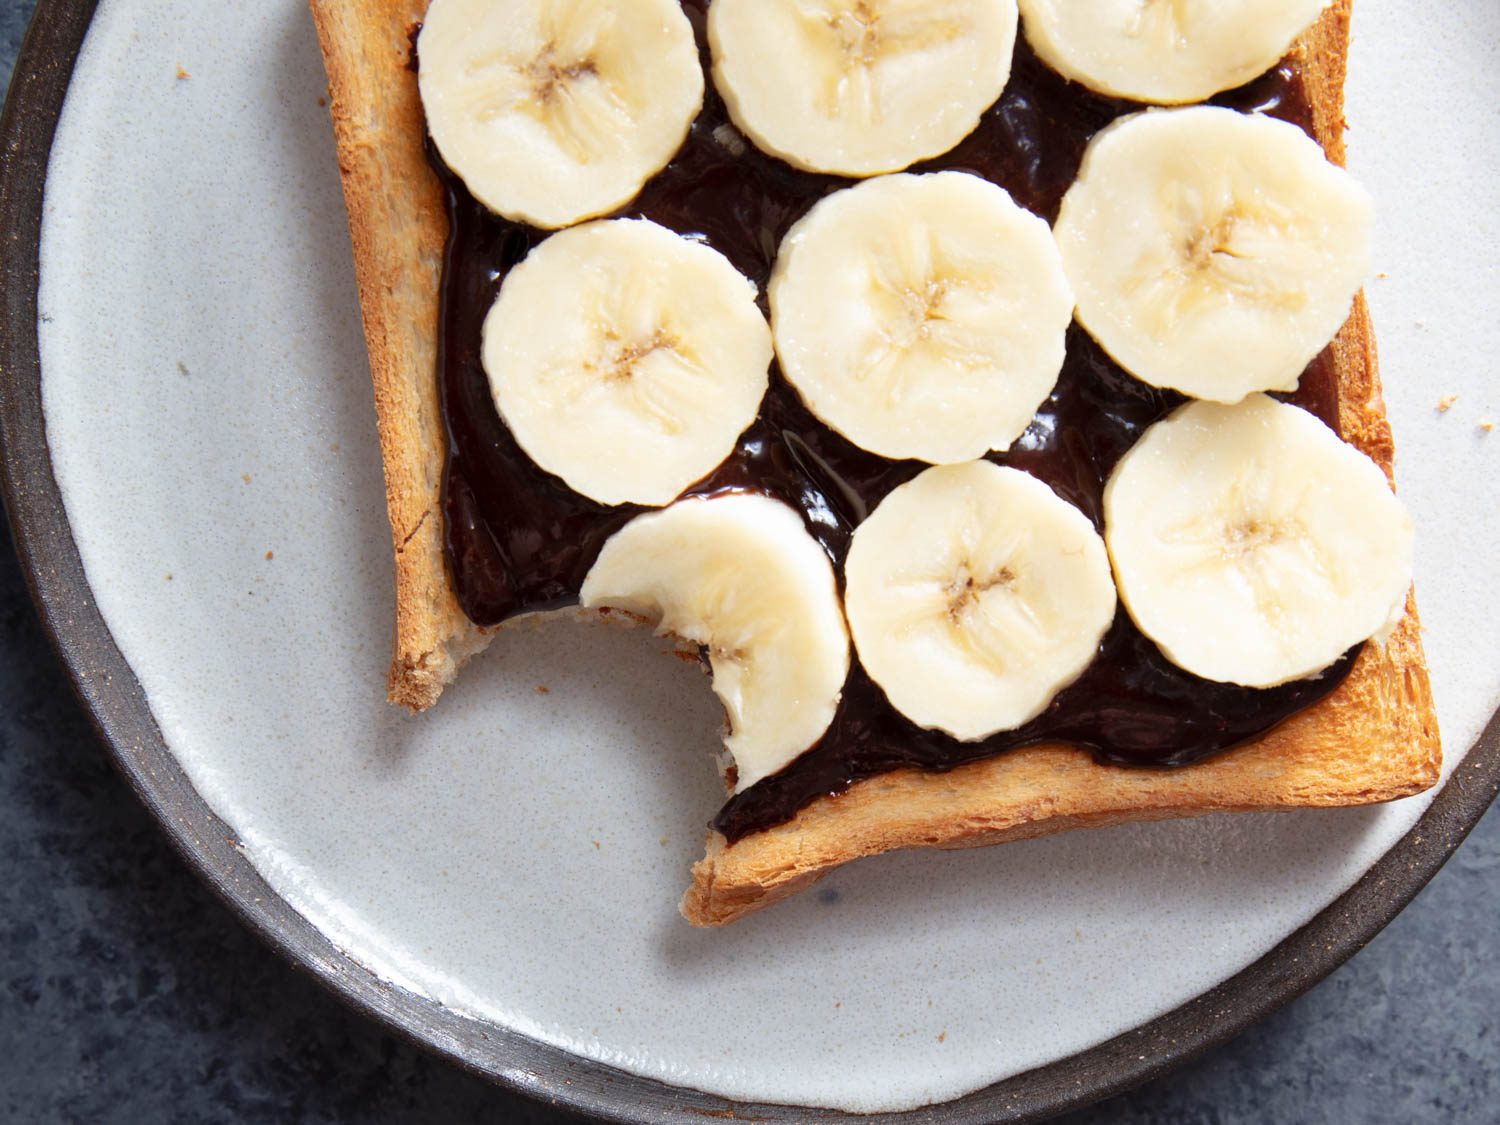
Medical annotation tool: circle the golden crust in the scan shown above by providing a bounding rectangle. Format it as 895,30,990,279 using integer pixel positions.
309,0,1441,926
309,0,491,711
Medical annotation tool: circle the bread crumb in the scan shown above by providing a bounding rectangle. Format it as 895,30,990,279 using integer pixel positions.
1481,419,1495,433
330,441,341,452
659,835,670,847
834,1001,841,1009
1376,271,1389,280
318,96,327,107
241,473,252,484
535,684,550,694
175,64,190,81
164,573,173,582
176,360,189,376
938,1032,947,1043
592,840,601,850
264,550,274,561
1436,394,1458,413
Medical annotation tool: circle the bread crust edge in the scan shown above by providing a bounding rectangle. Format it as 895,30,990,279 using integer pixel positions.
309,0,492,712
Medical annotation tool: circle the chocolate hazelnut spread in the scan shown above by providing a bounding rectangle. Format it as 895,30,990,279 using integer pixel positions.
424,4,1357,843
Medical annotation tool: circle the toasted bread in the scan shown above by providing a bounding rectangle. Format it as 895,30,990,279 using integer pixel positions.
310,0,491,711
309,0,1441,926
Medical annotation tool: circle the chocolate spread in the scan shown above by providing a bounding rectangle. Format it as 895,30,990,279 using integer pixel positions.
424,4,1357,842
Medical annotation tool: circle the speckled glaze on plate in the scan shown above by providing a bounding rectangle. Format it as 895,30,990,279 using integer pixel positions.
1,0,1498,1119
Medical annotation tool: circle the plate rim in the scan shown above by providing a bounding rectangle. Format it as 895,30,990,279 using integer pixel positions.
2,2,1497,1121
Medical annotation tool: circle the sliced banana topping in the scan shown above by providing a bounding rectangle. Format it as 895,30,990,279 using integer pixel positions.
581,493,851,791
483,219,772,507
770,172,1073,463
1019,0,1330,105
845,462,1116,741
1054,107,1372,404
708,0,1019,176
1105,395,1413,689
418,0,703,229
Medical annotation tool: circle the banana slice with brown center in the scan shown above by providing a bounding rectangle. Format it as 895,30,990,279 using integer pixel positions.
709,0,1019,175
418,0,703,229
845,461,1116,740
1054,106,1373,403
770,172,1073,463
1104,395,1413,688
483,219,772,507
1020,0,1331,105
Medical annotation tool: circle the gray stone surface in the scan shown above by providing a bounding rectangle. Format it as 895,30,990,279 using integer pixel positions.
1,2,1496,1121
0,13,19,93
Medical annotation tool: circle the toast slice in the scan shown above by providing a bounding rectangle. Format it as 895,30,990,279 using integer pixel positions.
310,0,1441,926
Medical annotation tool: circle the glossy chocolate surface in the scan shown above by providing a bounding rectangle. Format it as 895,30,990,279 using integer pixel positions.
427,6,1357,842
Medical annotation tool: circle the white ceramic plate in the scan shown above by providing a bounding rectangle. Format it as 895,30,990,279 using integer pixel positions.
29,0,1500,1114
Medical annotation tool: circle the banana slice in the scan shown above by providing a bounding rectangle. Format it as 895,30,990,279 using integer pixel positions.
845,462,1116,741
769,172,1073,463
580,493,851,791
483,219,772,507
1105,395,1413,689
417,0,703,229
1019,0,1330,105
1054,107,1373,404
708,0,1019,176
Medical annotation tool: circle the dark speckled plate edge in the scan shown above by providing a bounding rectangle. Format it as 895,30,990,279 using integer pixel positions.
1,3,1496,1122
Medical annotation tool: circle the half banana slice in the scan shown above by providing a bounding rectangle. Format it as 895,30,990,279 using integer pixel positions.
845,462,1116,741
1105,395,1413,689
418,0,703,229
1054,107,1373,404
1019,0,1330,105
709,0,1019,176
483,219,772,507
770,172,1073,463
581,493,851,791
